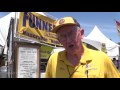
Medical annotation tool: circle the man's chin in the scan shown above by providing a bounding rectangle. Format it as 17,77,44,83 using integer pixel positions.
66,49,77,54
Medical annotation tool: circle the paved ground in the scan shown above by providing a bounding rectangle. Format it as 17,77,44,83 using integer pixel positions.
0,66,7,78
0,72,7,78
41,73,45,78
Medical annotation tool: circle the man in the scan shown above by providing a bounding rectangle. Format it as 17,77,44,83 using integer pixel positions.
45,17,120,78
112,58,119,69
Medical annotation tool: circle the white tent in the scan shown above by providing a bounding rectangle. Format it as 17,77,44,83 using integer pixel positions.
87,25,119,59
82,37,103,50
0,12,16,54
0,12,15,47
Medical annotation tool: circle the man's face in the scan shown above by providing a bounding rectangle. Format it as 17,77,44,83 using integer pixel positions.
57,25,84,54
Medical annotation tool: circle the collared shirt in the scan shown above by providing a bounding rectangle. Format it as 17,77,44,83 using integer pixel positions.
45,45,120,78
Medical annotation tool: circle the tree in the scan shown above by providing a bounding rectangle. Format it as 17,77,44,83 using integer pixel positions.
117,42,120,45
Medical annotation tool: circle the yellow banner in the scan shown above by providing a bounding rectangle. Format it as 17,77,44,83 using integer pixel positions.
18,12,62,46
40,45,53,59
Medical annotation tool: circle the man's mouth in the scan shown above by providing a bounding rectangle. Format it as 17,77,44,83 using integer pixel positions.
68,44,74,48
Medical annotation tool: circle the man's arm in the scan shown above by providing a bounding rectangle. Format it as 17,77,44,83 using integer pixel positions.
104,56,120,78
45,57,52,78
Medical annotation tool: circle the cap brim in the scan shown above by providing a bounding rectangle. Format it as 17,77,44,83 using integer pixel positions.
52,23,76,33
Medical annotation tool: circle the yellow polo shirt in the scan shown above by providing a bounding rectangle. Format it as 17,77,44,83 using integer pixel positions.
45,45,120,78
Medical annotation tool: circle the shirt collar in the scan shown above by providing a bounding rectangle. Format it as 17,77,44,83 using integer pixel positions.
59,45,93,66
59,50,73,66
80,45,92,64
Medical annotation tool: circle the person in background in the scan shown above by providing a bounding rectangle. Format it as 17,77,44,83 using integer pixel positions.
112,58,119,69
45,16,120,78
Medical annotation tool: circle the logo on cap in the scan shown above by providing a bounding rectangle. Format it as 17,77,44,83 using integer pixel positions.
59,19,65,25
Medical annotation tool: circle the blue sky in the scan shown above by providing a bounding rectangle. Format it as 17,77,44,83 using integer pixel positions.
48,12,120,43
0,12,120,43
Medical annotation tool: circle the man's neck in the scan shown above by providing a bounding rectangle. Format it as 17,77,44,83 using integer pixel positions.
67,48,84,66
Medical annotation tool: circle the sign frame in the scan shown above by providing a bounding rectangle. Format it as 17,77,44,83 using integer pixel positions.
15,42,40,78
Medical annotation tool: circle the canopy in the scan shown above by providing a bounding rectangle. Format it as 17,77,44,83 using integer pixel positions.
87,25,119,59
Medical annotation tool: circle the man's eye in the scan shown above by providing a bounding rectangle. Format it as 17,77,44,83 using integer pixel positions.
69,31,73,35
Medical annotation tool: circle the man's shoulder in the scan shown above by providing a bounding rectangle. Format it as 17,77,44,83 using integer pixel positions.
88,48,107,57
48,50,65,63
50,50,65,58
88,49,111,63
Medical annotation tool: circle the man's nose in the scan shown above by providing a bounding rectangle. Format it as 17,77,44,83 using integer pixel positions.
66,35,71,42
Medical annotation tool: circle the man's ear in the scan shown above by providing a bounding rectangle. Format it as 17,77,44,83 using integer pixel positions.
80,28,84,38
56,32,62,43
57,37,61,43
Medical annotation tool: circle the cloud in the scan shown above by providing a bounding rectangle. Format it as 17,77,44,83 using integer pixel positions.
101,24,115,28
79,21,117,34
80,22,94,28
98,25,117,34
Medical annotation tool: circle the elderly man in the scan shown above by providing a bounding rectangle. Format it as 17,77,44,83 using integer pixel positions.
45,16,120,78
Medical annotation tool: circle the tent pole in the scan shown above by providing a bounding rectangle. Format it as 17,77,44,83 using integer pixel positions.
14,12,18,38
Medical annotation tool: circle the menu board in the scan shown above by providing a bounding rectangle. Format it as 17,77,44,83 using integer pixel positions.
16,44,40,78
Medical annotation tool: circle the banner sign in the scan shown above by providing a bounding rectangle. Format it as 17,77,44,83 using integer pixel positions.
40,45,53,59
18,12,62,46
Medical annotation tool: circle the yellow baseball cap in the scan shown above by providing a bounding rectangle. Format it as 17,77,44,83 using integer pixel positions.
52,17,80,33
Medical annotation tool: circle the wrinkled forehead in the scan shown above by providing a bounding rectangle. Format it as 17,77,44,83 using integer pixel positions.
57,25,78,34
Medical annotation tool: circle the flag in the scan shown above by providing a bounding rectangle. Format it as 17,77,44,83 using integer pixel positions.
115,20,120,35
